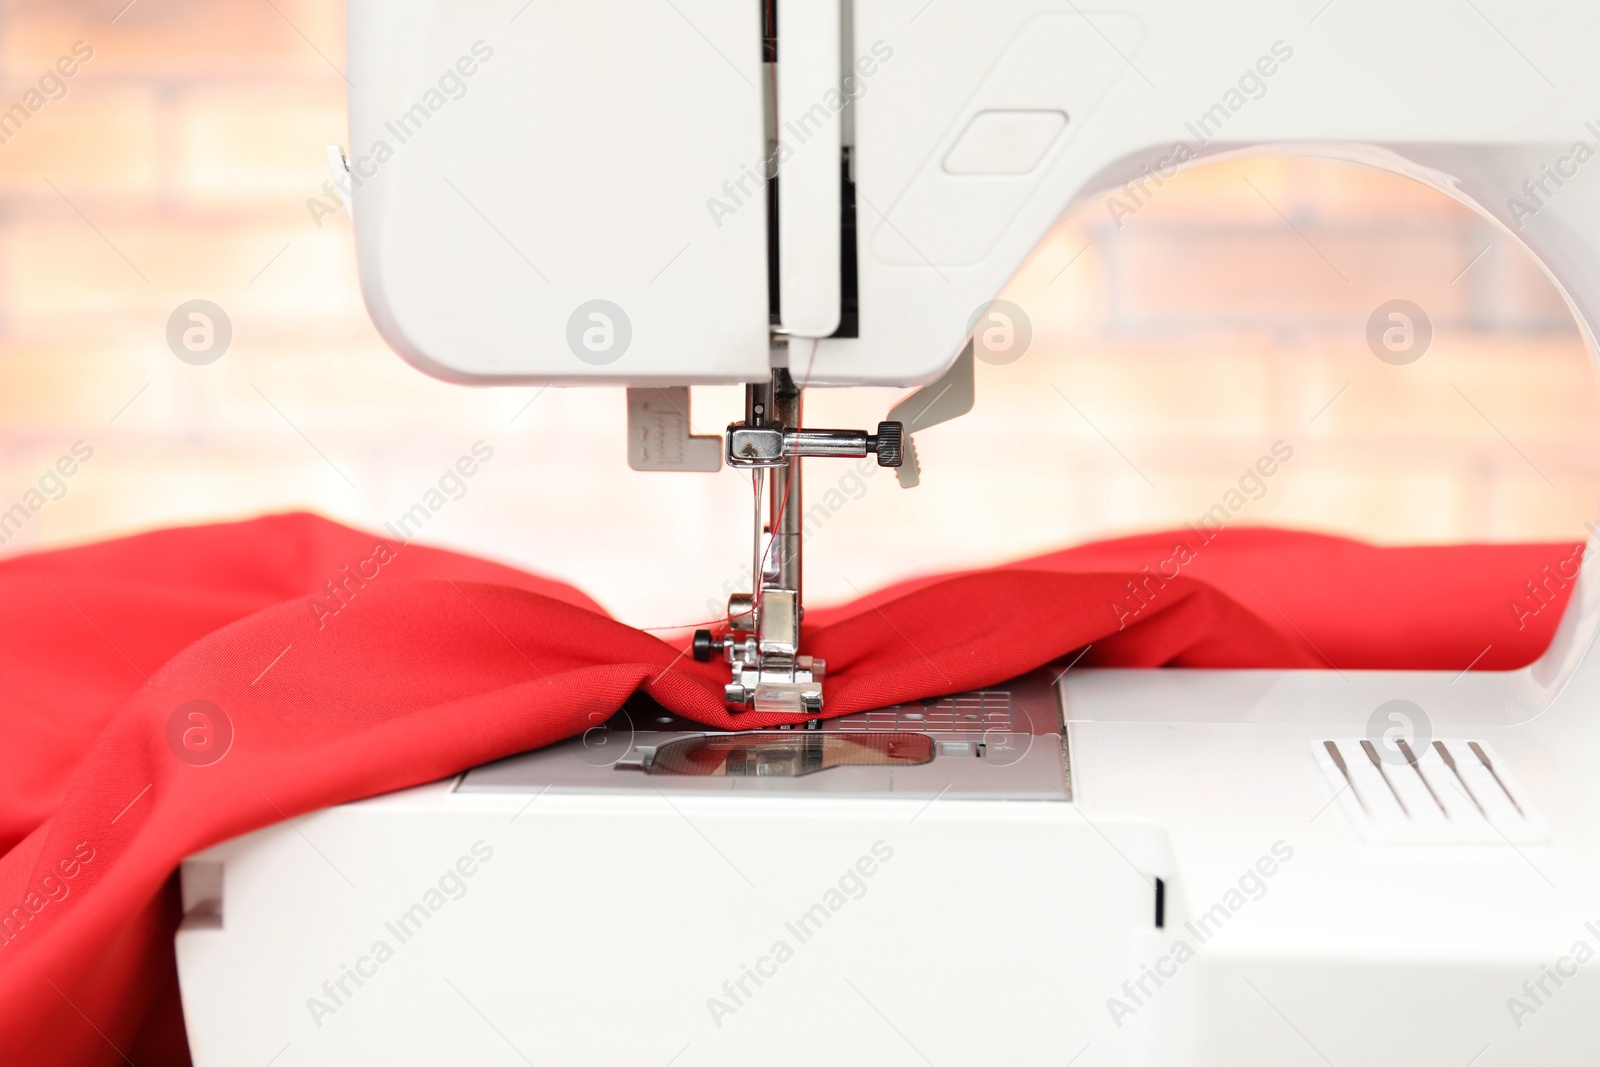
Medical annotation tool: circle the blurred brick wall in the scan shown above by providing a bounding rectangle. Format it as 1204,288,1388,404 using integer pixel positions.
1,0,1596,627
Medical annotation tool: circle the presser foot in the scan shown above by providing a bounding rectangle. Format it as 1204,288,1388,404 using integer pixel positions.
694,628,824,716
724,656,826,717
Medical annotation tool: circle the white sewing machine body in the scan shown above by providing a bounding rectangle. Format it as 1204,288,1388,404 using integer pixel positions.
176,0,1600,1062
177,660,1600,1065
339,0,1600,386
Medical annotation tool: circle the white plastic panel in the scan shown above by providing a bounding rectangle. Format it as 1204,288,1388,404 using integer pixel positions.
177,786,1151,1066
341,0,1600,542
942,109,1068,175
869,13,1139,267
803,0,1600,390
346,0,770,384
777,0,842,338
1313,739,1546,844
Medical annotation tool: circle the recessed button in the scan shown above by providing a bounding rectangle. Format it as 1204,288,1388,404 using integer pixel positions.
942,110,1068,175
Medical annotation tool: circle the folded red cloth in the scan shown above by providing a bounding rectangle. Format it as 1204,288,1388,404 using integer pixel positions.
0,514,1579,1065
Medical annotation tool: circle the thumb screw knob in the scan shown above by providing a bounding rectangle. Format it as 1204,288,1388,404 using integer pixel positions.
873,422,904,468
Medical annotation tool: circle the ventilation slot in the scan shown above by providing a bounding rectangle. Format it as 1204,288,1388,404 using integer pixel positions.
1313,739,1543,844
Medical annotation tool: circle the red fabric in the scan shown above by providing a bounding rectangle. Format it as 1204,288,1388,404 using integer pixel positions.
0,513,1580,1066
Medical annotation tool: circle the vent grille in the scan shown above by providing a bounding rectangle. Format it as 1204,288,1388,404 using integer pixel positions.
1313,738,1543,843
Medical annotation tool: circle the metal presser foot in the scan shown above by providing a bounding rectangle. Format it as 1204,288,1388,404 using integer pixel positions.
693,368,902,718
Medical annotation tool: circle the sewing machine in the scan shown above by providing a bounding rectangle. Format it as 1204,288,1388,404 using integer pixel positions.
175,1,1600,1063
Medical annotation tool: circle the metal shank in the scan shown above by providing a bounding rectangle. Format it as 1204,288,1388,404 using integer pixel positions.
706,371,905,716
